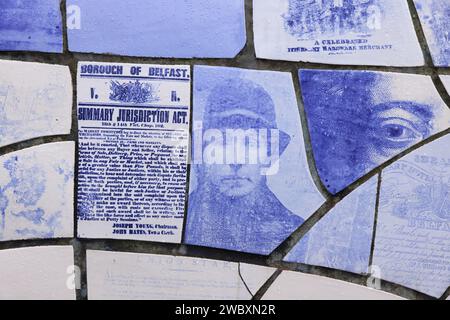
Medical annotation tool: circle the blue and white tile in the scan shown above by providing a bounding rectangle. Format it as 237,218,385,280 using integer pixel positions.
372,134,450,298
254,0,423,66
300,69,450,194
0,246,75,300
86,250,275,300
66,0,246,58
413,0,450,66
0,60,72,148
441,75,450,94
0,142,74,241
261,271,405,300
0,0,63,53
184,66,325,255
285,175,378,275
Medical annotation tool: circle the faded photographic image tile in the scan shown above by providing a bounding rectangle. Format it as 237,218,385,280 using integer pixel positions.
0,142,74,241
66,0,246,58
86,250,275,300
0,59,72,148
261,271,405,300
413,0,450,66
0,0,63,53
285,175,378,275
184,66,325,255
372,134,450,298
300,69,450,194
0,246,75,300
253,0,423,66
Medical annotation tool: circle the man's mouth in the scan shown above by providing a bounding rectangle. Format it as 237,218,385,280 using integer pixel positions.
220,176,251,184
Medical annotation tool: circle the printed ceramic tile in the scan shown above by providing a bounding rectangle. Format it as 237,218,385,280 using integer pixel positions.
184,66,325,255
413,0,450,66
86,250,275,300
0,0,63,53
0,142,74,241
0,59,72,148
239,263,277,295
0,246,75,300
66,0,246,58
285,175,378,274
301,69,450,194
372,134,450,298
261,271,405,300
253,0,423,66
76,62,190,243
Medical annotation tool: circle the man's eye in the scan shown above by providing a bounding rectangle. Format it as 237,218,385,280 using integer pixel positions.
379,120,421,143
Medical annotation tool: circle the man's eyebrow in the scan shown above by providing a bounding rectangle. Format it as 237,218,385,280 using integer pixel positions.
372,101,434,120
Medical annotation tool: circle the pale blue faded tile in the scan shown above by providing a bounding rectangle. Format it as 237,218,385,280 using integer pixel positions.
414,0,450,66
0,0,63,53
286,175,378,274
66,0,246,58
300,69,450,194
254,0,423,66
0,142,74,241
0,60,72,148
372,135,450,298
184,66,325,255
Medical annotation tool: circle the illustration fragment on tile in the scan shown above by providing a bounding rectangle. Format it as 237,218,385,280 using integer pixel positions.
0,246,75,300
261,271,405,300
66,0,246,58
413,0,450,66
77,62,190,243
300,69,450,194
0,142,74,241
253,0,423,66
372,134,450,298
86,250,275,300
184,66,325,255
0,0,63,53
0,60,72,148
286,175,378,274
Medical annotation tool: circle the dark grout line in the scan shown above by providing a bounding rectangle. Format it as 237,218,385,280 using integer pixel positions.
368,173,382,267
252,269,282,300
237,262,254,298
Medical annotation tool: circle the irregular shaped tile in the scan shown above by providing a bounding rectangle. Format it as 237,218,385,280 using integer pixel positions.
86,250,274,300
253,0,423,66
66,0,246,58
286,175,378,274
184,66,325,255
414,1,450,66
441,76,450,93
239,263,277,295
262,271,405,300
0,142,74,241
372,135,450,298
0,0,63,53
0,246,75,300
301,69,450,194
0,59,72,148
76,62,190,243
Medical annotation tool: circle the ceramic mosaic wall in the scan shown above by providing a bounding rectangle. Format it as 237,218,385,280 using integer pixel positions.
0,0,449,301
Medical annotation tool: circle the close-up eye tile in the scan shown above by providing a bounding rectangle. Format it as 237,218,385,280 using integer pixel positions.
0,59,72,148
261,271,405,300
0,142,74,241
300,69,450,194
86,250,275,300
0,0,63,53
0,246,75,300
413,0,450,67
285,175,378,275
66,0,246,58
184,66,325,255
372,134,450,298
253,0,423,66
